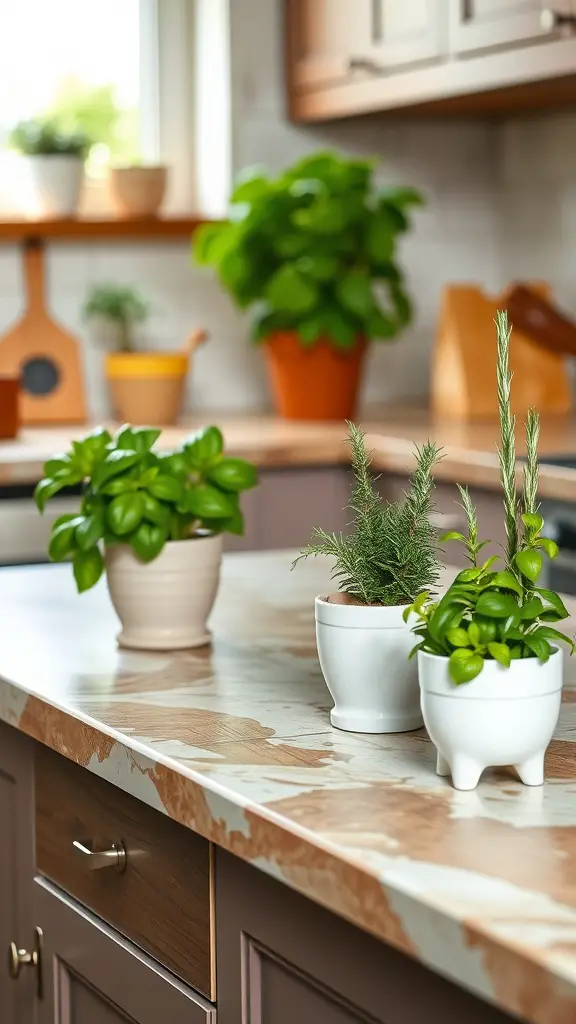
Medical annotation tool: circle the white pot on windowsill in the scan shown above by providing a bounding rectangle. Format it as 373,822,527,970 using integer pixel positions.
418,648,563,791
23,155,84,218
105,534,222,650
315,594,423,734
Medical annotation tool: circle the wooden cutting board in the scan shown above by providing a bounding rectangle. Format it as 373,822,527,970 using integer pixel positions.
0,241,86,424
432,283,572,421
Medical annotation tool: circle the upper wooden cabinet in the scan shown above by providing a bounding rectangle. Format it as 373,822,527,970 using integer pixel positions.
286,0,576,121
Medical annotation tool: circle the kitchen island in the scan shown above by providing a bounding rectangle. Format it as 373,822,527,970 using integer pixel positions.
1,552,576,1023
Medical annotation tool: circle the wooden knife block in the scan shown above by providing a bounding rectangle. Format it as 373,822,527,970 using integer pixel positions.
432,284,572,421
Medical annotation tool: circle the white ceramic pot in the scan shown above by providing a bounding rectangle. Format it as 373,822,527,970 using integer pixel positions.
105,535,222,650
315,596,422,734
418,649,563,791
24,155,84,217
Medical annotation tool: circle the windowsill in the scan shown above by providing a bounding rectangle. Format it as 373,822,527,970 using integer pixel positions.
0,215,212,243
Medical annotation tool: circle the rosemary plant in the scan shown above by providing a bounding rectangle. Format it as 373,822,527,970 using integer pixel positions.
405,310,574,684
293,422,442,606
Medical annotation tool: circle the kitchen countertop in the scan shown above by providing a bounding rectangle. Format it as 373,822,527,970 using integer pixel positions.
1,552,576,1024
3,404,576,500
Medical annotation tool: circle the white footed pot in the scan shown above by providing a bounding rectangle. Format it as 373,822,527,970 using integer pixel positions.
315,596,422,734
105,535,222,650
418,649,563,791
24,155,84,217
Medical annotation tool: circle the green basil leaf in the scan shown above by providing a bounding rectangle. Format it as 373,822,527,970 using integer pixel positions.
48,517,84,561
206,457,258,493
475,591,519,619
474,616,498,644
52,513,82,530
34,476,71,513
521,513,544,532
446,627,471,648
73,547,104,593
535,537,559,560
75,510,105,552
525,636,552,662
106,492,144,536
185,484,234,519
449,649,484,685
117,425,161,454
514,548,543,583
44,454,73,477
93,450,141,487
467,621,480,646
130,521,168,562
484,571,523,598
536,588,569,620
101,475,136,496
183,426,224,470
141,492,170,526
519,597,545,621
488,642,511,667
148,475,182,503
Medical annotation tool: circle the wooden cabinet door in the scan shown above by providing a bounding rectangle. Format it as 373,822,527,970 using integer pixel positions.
216,850,519,1024
368,0,446,70
35,877,215,1024
0,722,36,1024
449,0,571,54
286,0,371,91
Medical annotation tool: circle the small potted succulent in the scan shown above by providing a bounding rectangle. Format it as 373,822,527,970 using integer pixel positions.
35,424,258,650
83,283,206,426
407,311,574,791
293,423,441,733
194,151,422,421
10,117,91,217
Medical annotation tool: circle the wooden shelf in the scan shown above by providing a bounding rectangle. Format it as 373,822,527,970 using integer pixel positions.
0,216,210,243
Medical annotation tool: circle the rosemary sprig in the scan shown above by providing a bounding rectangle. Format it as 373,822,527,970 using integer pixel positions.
522,407,540,519
495,310,519,566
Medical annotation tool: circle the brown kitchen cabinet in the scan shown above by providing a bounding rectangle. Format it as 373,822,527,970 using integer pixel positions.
0,721,36,1024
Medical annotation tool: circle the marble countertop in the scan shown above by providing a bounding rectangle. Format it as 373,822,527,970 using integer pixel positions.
3,404,576,499
1,552,576,1023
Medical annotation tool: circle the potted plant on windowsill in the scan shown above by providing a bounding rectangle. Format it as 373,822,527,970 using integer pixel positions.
293,423,441,733
10,118,91,218
35,423,258,650
193,151,422,421
108,164,168,218
406,311,574,791
83,283,207,426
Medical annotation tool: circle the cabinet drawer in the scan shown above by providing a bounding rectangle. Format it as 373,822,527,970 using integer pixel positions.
35,744,214,999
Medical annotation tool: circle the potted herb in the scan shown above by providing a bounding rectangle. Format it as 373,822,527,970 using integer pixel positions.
35,423,258,650
293,423,441,733
194,151,422,421
406,311,574,790
83,283,206,426
10,117,90,217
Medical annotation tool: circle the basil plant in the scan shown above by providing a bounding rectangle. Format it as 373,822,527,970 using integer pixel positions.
35,424,258,593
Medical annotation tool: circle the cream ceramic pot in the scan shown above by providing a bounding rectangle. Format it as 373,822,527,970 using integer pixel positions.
315,596,422,734
25,155,84,217
418,648,563,791
105,535,222,650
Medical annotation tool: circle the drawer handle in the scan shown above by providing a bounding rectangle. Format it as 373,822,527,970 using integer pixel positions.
8,926,43,999
348,57,384,74
72,839,127,873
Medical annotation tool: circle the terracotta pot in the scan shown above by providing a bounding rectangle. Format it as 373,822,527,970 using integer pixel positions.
264,332,366,420
109,166,168,218
106,352,188,426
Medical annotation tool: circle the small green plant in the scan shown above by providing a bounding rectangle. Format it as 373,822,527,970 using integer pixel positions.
83,284,150,352
194,151,423,350
10,118,90,158
405,311,574,684
35,424,258,593
293,423,442,605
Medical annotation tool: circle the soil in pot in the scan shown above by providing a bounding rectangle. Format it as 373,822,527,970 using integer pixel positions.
265,332,366,420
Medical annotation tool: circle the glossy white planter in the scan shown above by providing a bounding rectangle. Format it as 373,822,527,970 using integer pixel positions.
24,155,84,217
315,597,422,733
418,649,563,791
105,535,222,650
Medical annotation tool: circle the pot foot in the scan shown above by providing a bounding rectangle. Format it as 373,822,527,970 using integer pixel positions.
436,751,450,777
516,754,545,787
450,756,483,791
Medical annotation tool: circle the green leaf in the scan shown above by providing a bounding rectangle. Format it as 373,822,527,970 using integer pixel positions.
73,547,103,593
292,196,348,235
93,450,141,488
429,601,465,647
521,512,544,532
514,548,543,583
440,531,467,544
520,597,545,621
129,521,168,562
475,591,519,619
48,517,84,561
75,510,105,552
535,537,559,559
141,492,170,526
34,477,67,513
44,454,74,477
265,265,319,315
148,475,182,503
336,271,374,318
116,425,161,454
536,588,569,620
467,621,481,646
379,186,424,209
530,626,575,654
446,627,471,648
185,484,234,519
366,308,396,340
298,316,323,346
449,649,484,685
487,642,511,667
455,567,482,582
101,475,136,496
474,616,498,644
206,457,258,493
106,492,144,536
484,570,523,598
366,210,395,262
294,255,338,282
231,174,270,204
525,636,552,662
183,426,224,470
320,308,357,349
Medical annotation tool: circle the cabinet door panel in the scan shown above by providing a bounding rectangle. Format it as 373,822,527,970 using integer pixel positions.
35,877,215,1024
449,0,570,54
369,0,446,68
0,722,36,1024
287,0,371,89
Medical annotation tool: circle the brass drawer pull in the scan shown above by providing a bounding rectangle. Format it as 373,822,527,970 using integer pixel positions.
8,926,43,998
72,839,127,872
